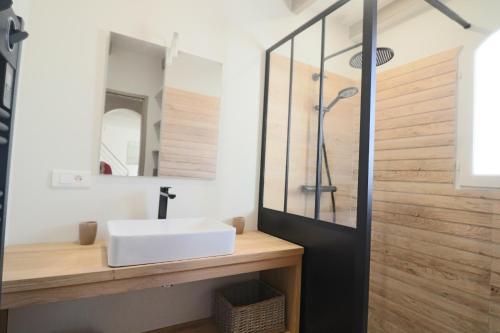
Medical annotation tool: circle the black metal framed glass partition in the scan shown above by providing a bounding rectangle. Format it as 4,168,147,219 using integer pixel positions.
262,1,367,229
259,0,378,332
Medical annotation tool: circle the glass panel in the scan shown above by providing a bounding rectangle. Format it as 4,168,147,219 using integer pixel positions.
262,42,292,211
318,2,364,227
286,22,322,219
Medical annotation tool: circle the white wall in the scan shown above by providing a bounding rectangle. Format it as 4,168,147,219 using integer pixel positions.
7,0,338,332
8,0,334,244
376,0,500,70
7,0,254,245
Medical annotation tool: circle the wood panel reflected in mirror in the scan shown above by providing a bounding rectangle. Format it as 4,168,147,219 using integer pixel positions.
99,32,222,179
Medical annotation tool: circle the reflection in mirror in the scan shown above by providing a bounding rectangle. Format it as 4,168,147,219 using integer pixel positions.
101,105,144,176
99,32,222,179
100,32,165,177
159,52,222,179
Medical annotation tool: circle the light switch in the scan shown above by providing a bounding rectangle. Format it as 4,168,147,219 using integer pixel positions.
51,170,91,188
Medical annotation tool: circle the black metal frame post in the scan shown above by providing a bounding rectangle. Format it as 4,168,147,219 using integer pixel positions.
313,18,326,220
283,38,294,213
258,0,378,331
355,0,377,331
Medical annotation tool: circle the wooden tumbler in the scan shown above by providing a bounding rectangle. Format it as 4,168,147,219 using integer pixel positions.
79,221,97,245
233,217,245,235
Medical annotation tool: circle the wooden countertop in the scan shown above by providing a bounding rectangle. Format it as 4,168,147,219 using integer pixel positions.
2,231,303,297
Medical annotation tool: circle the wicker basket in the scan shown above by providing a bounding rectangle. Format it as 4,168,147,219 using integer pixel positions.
215,280,286,333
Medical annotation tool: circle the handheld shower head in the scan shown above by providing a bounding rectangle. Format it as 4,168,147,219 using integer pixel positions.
338,87,359,99
316,86,359,113
349,47,394,69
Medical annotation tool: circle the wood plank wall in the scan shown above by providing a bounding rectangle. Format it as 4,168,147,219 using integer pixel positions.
159,87,220,179
369,48,500,333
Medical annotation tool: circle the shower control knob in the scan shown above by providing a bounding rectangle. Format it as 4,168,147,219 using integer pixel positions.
9,29,28,45
6,17,28,52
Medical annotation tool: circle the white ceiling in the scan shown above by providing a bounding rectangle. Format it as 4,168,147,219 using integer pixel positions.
219,0,401,48
110,32,166,59
221,0,397,30
286,0,319,13
300,0,398,26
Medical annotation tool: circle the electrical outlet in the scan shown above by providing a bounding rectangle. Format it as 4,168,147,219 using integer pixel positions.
51,170,91,188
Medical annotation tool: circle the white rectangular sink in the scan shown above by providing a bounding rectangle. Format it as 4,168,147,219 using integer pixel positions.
106,218,236,267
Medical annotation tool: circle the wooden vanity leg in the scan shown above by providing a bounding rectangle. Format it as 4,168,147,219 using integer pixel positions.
260,255,302,333
0,309,8,333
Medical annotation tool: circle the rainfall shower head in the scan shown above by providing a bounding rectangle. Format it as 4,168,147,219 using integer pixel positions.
316,86,359,113
312,45,395,81
349,47,394,69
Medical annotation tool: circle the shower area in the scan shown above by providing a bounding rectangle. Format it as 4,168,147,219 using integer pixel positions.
259,0,500,332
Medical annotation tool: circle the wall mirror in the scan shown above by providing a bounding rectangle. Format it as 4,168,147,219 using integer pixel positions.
99,32,222,179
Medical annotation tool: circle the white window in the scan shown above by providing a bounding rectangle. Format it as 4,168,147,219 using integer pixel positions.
458,30,500,188
473,30,500,175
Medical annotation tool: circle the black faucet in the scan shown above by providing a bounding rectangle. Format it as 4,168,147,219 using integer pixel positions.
158,187,176,219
